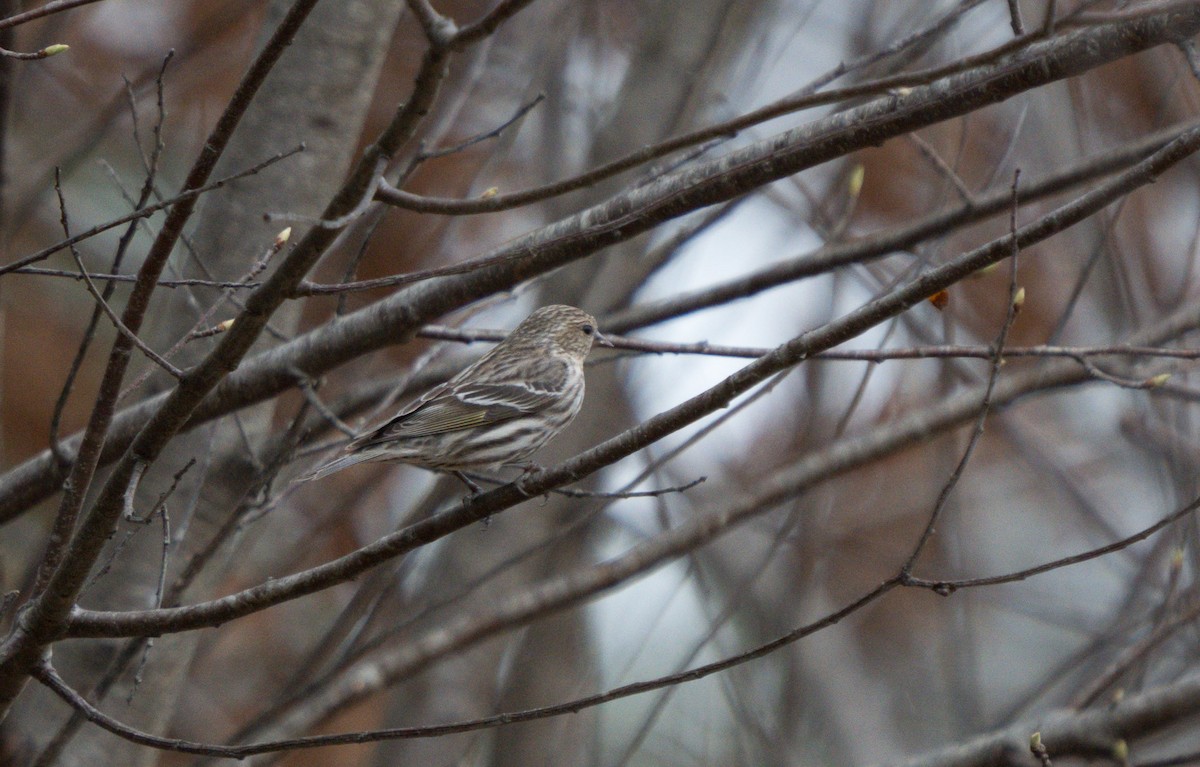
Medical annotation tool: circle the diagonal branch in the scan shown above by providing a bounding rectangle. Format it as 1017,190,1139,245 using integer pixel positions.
0,145,303,277
2,5,1199,528
65,122,1200,640
0,0,103,31
54,173,182,380
0,0,325,720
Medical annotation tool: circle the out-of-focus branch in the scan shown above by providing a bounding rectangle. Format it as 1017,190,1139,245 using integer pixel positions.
423,322,1200,364
0,0,324,720
61,122,1200,641
0,145,303,276
603,118,1197,333
880,672,1200,767
2,6,1195,530
0,0,104,31
101,296,1200,746
372,0,995,217
36,639,1200,764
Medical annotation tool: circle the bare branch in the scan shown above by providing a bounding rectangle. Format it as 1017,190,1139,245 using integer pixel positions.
66,267,1200,640
902,169,1023,574
0,145,304,277
0,0,325,717
55,174,182,379
0,0,103,31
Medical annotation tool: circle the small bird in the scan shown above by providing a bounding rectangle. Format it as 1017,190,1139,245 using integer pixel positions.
300,305,609,491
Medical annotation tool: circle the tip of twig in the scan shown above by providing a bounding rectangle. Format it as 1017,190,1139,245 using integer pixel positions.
1112,739,1127,761
847,164,865,198
188,318,235,340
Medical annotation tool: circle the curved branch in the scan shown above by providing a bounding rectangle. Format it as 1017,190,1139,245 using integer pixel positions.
0,0,326,717
603,118,1196,333
65,124,1200,639
3,5,1198,526
373,0,1001,217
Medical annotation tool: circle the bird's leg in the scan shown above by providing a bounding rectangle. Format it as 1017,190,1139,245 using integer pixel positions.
450,472,495,525
452,471,484,497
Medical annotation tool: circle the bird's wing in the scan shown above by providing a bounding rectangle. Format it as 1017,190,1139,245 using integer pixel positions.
453,373,568,408
349,378,560,449
350,357,574,449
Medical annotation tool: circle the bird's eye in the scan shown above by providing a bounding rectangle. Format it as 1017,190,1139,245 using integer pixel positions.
581,324,594,336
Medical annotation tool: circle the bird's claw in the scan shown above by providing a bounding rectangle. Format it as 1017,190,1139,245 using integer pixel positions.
514,475,534,497
513,463,547,499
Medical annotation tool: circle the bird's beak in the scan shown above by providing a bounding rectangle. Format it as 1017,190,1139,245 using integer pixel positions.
594,330,615,348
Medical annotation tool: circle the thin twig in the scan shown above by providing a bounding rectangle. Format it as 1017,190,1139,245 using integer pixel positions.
1007,0,1025,34
1071,594,1200,709
291,368,357,438
909,132,976,206
0,0,103,30
0,145,304,277
0,43,68,59
119,462,148,524
376,1,997,217
462,473,708,499
902,495,1200,595
1071,355,1171,390
266,157,386,229
46,52,174,491
55,173,182,379
118,228,291,400
422,322,1200,364
126,459,189,704
902,169,1022,575
8,267,256,289
34,662,246,759
268,94,545,227
451,0,539,46
420,92,544,161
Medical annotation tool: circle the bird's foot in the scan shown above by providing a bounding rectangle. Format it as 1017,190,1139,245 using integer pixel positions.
512,462,546,499
450,472,488,514
452,471,484,496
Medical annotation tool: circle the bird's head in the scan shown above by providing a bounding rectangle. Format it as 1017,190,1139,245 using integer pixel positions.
516,304,610,359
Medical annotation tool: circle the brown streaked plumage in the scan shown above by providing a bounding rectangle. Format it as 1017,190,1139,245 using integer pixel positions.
300,305,607,489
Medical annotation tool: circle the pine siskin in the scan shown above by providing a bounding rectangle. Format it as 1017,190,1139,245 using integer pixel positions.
300,305,609,489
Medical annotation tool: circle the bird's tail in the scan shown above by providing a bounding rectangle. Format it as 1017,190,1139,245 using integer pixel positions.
294,451,373,483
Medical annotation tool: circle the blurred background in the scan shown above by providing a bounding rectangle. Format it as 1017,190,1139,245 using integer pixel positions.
3,0,1200,765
